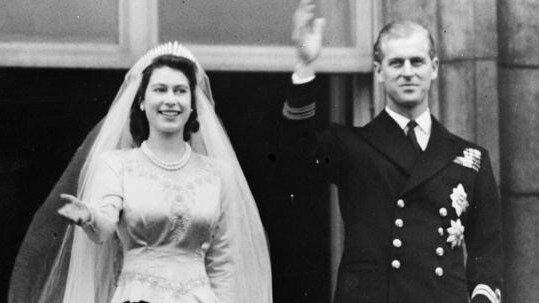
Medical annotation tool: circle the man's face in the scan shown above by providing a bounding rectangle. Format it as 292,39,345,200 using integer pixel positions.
374,32,439,115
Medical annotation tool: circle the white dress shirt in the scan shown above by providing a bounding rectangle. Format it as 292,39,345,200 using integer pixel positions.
385,106,432,151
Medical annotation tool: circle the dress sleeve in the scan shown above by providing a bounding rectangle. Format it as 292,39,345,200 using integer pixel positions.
81,152,124,244
205,163,235,303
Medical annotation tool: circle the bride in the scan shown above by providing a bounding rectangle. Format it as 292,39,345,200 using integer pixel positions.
9,42,272,303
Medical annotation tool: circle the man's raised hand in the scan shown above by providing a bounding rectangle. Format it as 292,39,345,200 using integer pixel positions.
292,0,326,66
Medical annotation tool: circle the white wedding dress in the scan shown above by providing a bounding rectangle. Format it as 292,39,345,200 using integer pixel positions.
82,148,234,303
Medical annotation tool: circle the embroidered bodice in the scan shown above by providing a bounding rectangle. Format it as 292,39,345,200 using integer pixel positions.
82,148,233,303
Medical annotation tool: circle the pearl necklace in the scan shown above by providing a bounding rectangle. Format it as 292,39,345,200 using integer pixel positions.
141,141,191,171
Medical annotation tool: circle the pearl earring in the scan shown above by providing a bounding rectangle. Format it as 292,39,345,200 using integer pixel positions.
139,103,145,111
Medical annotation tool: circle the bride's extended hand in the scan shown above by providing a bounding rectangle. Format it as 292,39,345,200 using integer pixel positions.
58,194,91,225
292,0,326,65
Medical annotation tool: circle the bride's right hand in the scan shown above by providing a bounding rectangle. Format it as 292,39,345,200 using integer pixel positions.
58,194,91,225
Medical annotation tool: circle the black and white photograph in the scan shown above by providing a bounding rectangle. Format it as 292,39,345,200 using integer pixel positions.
1,0,537,302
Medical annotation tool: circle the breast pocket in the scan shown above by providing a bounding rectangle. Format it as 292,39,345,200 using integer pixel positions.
443,163,476,187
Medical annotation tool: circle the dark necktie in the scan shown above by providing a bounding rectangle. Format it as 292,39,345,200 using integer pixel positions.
406,120,422,155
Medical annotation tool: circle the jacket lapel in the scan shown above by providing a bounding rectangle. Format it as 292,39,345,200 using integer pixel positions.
400,117,464,196
361,111,417,175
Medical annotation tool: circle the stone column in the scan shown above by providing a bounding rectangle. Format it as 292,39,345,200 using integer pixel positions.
437,0,499,177
498,1,539,302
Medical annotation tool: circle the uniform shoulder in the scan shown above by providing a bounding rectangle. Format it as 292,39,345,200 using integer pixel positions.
444,131,488,154
439,128,493,172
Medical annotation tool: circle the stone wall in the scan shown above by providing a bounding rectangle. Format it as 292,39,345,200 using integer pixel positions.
499,0,539,302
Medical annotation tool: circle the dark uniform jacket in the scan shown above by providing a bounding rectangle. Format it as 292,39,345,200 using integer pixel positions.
280,80,502,303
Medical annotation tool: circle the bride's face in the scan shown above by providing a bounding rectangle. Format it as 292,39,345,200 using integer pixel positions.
142,66,192,137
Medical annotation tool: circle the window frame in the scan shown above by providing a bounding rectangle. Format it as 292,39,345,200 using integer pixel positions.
0,0,380,73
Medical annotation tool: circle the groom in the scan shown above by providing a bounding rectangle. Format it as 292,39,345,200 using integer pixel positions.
280,1,502,302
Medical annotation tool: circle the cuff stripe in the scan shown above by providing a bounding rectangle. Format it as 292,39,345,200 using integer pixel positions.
472,284,500,303
283,102,316,120
284,102,315,113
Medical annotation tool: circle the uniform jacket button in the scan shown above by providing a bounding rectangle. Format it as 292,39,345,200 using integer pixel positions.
393,239,402,248
391,260,401,269
436,247,444,256
397,199,405,208
439,207,448,217
438,227,444,236
435,267,444,277
395,219,404,228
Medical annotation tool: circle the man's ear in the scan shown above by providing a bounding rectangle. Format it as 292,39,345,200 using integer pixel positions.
431,57,439,80
374,61,385,83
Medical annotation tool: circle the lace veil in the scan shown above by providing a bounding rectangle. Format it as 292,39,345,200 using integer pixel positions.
9,42,272,303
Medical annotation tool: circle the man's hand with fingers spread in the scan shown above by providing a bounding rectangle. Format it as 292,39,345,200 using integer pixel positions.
292,0,326,66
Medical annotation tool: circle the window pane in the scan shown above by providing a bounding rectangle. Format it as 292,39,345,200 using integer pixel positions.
159,0,353,47
0,0,118,43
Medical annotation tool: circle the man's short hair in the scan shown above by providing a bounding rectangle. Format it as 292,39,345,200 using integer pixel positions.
373,21,436,63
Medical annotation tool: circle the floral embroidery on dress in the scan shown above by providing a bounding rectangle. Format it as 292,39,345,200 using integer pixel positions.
119,271,210,300
124,155,221,243
169,191,192,242
194,247,205,260
162,179,172,189
125,158,219,192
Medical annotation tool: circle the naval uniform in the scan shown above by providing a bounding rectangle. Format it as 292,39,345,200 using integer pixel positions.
279,79,502,303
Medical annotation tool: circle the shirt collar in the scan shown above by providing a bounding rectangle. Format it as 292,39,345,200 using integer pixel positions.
384,106,432,135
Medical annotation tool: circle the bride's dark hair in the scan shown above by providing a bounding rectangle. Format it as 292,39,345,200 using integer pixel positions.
130,55,200,145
